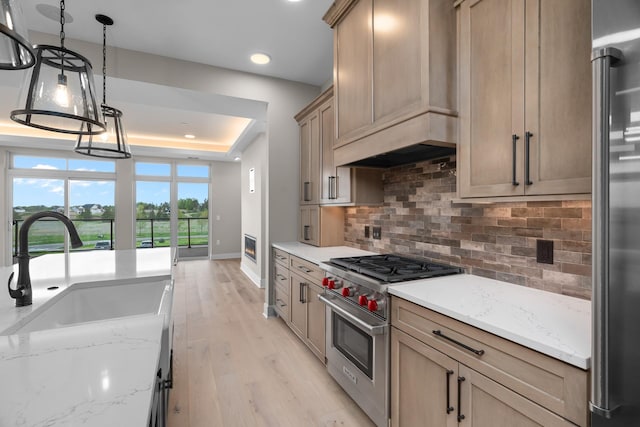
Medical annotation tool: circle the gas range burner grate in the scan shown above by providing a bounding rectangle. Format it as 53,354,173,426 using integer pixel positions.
329,254,462,283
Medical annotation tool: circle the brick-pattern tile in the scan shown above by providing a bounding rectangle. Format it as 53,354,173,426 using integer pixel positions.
343,156,592,300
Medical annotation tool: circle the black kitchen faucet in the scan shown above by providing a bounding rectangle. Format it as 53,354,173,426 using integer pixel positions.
7,211,83,307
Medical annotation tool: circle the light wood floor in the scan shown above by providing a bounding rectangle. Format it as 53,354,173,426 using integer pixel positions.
168,259,376,427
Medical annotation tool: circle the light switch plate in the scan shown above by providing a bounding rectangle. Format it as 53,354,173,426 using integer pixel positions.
372,226,381,240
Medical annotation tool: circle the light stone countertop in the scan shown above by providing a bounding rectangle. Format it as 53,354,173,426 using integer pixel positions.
0,315,163,427
389,274,591,369
272,241,376,264
0,248,173,426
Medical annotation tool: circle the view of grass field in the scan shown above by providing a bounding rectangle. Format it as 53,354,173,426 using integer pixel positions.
12,202,209,255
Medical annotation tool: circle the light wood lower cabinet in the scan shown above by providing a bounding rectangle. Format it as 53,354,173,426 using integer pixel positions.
271,247,326,363
391,296,587,426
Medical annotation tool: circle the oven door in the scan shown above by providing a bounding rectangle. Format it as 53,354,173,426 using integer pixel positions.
319,293,389,427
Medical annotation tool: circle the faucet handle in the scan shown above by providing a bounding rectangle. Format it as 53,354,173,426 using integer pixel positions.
7,272,24,299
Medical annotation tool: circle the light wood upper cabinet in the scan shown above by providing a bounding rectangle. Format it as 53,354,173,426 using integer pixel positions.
299,111,320,205
334,0,373,139
296,87,384,210
324,0,457,167
457,0,591,198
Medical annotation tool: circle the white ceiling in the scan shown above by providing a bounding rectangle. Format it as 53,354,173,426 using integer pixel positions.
22,0,335,87
4,0,334,159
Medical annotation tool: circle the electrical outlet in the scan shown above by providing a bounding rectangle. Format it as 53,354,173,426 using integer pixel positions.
364,225,370,238
536,239,554,264
372,226,382,240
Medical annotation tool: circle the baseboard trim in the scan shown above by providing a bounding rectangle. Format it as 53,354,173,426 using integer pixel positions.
263,303,276,318
210,252,241,260
240,263,264,288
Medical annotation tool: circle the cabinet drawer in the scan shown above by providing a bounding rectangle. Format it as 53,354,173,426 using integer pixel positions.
274,285,289,321
391,296,588,426
273,248,290,267
273,263,290,296
290,255,324,283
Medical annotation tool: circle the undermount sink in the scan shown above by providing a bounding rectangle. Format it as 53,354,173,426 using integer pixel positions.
1,277,172,335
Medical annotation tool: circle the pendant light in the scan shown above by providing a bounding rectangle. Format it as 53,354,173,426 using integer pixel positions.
0,0,36,69
75,14,131,159
10,0,105,135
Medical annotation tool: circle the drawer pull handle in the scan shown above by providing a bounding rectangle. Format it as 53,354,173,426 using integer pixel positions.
446,369,454,414
433,330,485,356
457,376,465,422
297,265,312,273
276,273,287,281
275,254,286,261
276,298,287,308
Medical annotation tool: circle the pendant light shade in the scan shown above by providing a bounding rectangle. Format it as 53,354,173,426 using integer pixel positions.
75,105,130,158
0,0,36,70
10,45,105,134
10,0,105,135
75,14,130,159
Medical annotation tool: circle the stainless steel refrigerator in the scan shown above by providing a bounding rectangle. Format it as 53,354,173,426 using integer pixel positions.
591,1,640,425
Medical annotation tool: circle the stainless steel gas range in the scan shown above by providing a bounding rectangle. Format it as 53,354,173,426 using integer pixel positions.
319,255,462,427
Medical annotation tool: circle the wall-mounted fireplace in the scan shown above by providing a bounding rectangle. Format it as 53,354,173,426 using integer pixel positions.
244,234,257,262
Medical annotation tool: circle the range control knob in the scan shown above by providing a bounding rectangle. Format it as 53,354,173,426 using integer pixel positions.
322,277,329,287
328,279,342,290
341,287,353,297
358,295,368,306
368,299,385,312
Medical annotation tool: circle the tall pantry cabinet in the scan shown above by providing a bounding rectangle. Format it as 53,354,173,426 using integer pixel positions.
457,0,592,199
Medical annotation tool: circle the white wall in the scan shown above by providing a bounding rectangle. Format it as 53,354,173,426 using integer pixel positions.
211,161,242,258
240,134,267,286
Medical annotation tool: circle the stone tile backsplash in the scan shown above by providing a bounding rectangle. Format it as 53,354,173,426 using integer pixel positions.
344,156,592,300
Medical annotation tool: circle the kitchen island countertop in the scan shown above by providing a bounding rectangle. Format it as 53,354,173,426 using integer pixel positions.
0,248,173,426
389,274,591,369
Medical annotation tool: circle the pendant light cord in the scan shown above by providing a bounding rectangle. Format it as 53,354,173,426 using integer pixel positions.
102,23,107,106
59,0,65,78
59,0,65,50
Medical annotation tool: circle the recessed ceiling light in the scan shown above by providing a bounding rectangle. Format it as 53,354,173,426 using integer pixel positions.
288,0,303,2
250,53,271,65
184,134,195,139
36,4,73,22
234,156,241,161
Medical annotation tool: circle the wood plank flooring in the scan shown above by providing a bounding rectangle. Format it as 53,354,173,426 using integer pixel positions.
168,259,376,427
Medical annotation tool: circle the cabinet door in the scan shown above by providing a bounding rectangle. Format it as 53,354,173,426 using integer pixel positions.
524,0,591,195
373,0,422,121
391,328,459,427
335,0,373,141
299,206,319,246
289,273,308,340
458,365,575,427
300,113,320,205
458,0,525,198
320,98,352,204
306,283,326,361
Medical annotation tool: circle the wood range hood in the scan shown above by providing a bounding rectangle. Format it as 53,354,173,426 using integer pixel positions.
324,0,458,169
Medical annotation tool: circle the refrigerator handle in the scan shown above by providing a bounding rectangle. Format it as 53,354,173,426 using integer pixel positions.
590,47,623,420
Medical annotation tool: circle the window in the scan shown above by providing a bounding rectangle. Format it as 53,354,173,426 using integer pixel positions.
10,154,116,256
134,161,210,254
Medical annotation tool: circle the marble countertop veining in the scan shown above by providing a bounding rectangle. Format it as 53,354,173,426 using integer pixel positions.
0,315,163,427
0,248,173,426
389,274,591,369
272,242,376,264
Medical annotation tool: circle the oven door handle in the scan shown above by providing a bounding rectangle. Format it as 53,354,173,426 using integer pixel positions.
318,294,387,336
